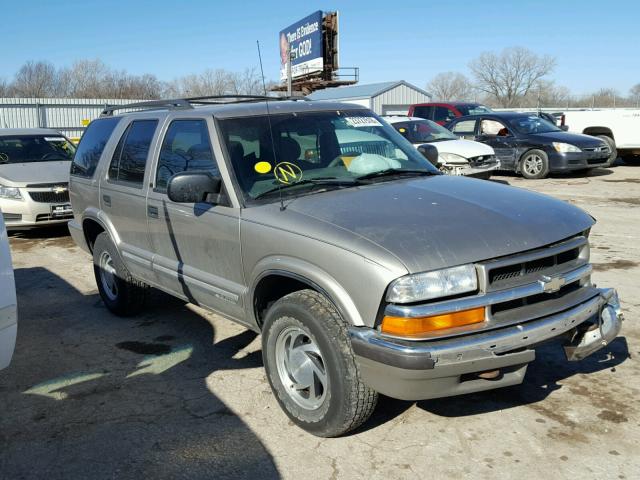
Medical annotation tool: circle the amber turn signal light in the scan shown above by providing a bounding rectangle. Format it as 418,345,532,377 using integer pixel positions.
381,307,485,338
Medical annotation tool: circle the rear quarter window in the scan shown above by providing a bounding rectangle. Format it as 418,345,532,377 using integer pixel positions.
70,117,121,178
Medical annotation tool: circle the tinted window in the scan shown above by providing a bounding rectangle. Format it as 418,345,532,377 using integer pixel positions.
70,117,120,177
451,120,476,135
433,106,455,123
412,106,432,120
156,120,218,191
391,120,457,143
108,120,158,186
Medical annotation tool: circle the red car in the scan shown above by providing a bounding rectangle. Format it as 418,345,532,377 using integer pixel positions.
408,102,493,125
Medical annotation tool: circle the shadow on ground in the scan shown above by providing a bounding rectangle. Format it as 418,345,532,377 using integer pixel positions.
0,267,279,480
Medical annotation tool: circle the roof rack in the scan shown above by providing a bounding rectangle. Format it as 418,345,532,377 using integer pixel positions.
100,95,308,116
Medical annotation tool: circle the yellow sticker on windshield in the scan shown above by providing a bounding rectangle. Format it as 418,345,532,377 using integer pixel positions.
274,162,303,184
398,128,406,133
254,161,272,174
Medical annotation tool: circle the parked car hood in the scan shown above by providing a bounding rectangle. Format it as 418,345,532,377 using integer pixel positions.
249,176,594,274
532,131,604,146
421,139,495,158
0,161,71,187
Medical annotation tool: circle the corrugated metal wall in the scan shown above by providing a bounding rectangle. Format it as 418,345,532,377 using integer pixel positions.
372,84,431,115
0,98,142,140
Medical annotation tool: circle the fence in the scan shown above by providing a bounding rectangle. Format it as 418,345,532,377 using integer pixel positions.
0,97,143,141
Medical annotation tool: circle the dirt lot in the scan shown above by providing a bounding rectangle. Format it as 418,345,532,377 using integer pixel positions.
1,165,638,480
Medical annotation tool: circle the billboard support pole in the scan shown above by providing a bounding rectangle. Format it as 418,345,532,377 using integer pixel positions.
287,45,293,96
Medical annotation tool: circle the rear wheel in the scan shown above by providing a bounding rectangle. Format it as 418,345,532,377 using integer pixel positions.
262,290,377,437
93,232,148,316
596,135,617,166
520,149,549,179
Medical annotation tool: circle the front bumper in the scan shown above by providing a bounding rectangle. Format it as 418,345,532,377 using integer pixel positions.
548,150,610,171
448,160,501,177
350,288,622,401
1,196,73,230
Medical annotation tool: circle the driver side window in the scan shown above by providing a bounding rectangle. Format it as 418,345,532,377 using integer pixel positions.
480,119,508,136
155,119,218,192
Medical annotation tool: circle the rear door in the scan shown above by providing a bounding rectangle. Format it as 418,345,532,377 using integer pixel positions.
145,117,245,321
475,118,518,169
99,117,159,282
433,106,457,125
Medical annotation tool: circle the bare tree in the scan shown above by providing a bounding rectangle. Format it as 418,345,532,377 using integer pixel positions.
11,61,60,97
0,78,9,97
469,47,556,107
228,68,264,95
426,72,475,101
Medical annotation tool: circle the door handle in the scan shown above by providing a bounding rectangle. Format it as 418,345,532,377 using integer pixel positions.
103,194,111,207
147,205,159,218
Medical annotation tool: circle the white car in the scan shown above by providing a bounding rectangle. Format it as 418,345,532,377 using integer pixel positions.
0,212,17,370
384,116,500,178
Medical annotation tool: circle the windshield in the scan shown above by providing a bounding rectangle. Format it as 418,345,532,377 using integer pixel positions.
508,116,561,134
392,119,457,143
457,104,492,116
218,110,438,202
0,135,76,164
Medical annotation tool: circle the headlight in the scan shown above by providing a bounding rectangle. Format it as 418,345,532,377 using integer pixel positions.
553,142,581,153
438,152,468,165
386,264,478,303
0,185,22,200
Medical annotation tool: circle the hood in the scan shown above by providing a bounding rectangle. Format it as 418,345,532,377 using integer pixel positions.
0,161,71,187
249,176,594,274
531,131,605,147
417,139,495,158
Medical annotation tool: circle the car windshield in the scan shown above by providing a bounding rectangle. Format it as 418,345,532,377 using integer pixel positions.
457,104,492,116
391,119,457,143
0,135,76,164
508,116,561,134
217,110,438,202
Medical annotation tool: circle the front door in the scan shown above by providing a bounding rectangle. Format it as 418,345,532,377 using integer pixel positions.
475,118,518,169
145,118,246,321
99,118,159,282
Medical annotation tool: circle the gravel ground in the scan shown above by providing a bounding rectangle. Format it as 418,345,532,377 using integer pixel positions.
0,165,638,480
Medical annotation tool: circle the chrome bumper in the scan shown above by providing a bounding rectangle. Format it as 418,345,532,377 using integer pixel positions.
350,288,623,400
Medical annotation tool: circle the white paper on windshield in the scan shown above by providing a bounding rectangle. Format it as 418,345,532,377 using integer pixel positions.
44,137,66,142
345,116,383,128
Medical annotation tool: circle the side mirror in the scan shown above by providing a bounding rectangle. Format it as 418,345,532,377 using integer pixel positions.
417,143,440,167
560,125,569,131
167,171,222,203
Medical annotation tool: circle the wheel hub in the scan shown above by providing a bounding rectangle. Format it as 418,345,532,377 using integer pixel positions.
275,326,327,410
99,251,118,301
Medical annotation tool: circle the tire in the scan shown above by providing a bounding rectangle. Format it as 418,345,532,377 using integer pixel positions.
520,149,550,179
262,289,378,437
596,135,617,166
93,232,148,316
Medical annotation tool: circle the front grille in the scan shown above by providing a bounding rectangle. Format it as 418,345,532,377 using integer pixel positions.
25,182,69,188
28,191,70,203
36,213,73,222
583,145,610,153
488,247,580,287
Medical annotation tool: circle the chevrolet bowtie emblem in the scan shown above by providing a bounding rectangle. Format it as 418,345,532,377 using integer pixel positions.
539,275,566,293
52,186,67,194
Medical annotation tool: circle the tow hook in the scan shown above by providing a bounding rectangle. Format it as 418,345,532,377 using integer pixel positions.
564,288,623,361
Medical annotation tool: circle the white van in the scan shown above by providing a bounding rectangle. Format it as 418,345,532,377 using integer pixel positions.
0,212,17,370
384,116,500,178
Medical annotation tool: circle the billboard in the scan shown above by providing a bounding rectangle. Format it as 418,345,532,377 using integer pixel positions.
279,11,324,81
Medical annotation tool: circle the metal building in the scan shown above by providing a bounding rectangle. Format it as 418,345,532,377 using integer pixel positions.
0,97,141,141
307,80,432,115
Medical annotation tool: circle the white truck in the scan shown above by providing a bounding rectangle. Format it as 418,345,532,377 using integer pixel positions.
560,109,640,164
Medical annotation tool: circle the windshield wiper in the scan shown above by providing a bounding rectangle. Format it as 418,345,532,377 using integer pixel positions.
253,177,363,200
356,168,436,181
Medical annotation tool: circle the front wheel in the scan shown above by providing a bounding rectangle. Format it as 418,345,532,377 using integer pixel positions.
520,149,550,179
262,290,378,437
596,135,617,166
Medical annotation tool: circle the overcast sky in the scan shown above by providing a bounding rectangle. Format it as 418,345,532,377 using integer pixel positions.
3,0,638,94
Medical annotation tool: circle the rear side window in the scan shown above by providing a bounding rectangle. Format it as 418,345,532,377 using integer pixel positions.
70,117,120,178
412,106,432,120
155,119,218,191
108,120,158,187
451,120,476,135
434,106,456,123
